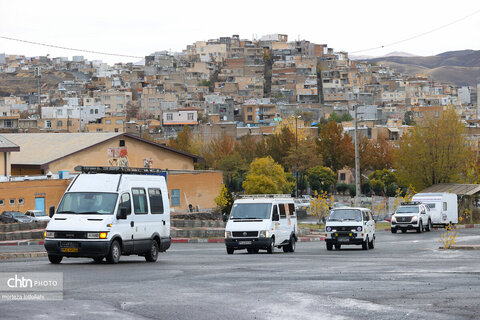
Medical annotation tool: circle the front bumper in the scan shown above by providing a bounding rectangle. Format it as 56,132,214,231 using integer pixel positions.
44,239,110,258
391,221,419,230
225,237,272,250
325,231,364,245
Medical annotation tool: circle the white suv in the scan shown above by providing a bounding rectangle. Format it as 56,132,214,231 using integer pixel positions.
325,207,375,250
390,202,432,233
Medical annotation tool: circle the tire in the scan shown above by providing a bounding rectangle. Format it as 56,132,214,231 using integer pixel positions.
417,221,423,233
145,240,159,262
326,243,333,251
48,255,62,264
425,219,432,232
92,257,104,263
401,229,407,233
266,237,275,254
226,247,234,254
391,228,397,233
368,235,375,249
362,236,369,250
283,236,296,253
106,240,121,264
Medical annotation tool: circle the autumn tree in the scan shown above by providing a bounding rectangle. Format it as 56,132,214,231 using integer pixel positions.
265,126,295,168
214,184,234,214
242,156,294,194
216,153,249,192
205,133,235,169
318,121,354,173
394,108,471,190
168,125,195,154
369,169,398,196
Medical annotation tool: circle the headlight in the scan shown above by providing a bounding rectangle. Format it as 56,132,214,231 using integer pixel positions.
326,226,332,232
412,216,418,222
87,232,108,239
356,226,362,232
225,231,232,238
391,215,397,222
259,230,269,237
45,231,55,238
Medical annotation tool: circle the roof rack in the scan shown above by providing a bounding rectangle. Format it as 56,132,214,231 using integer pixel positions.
401,201,422,206
237,194,292,199
74,166,168,176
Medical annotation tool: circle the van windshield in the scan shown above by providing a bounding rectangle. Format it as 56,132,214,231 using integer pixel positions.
230,203,272,219
57,193,118,215
328,209,362,221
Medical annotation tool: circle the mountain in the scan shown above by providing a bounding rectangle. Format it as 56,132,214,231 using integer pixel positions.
365,50,480,86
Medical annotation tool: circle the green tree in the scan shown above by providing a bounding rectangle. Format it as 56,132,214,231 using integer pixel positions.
242,156,294,194
394,108,471,190
307,166,337,193
216,153,249,192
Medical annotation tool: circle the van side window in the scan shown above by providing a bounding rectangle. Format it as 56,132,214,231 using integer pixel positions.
288,203,296,217
279,204,286,218
132,188,148,214
272,205,278,218
363,212,369,221
148,188,164,214
119,193,132,215
443,202,447,211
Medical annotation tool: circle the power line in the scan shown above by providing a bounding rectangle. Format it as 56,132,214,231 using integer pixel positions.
0,35,143,59
350,8,480,54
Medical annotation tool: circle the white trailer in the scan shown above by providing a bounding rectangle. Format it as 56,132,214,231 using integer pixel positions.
412,193,458,226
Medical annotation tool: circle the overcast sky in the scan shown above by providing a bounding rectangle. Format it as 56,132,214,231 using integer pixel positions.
1,0,479,64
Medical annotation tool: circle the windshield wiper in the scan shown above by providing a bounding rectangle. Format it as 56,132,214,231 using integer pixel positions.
57,211,75,214
77,211,103,215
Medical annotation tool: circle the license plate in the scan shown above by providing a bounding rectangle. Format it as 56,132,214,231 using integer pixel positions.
61,248,79,253
338,237,349,243
238,241,251,245
60,241,78,248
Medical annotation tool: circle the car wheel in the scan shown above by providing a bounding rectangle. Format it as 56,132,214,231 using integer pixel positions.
426,219,432,232
283,236,296,253
362,236,369,250
106,240,121,264
326,243,333,251
368,235,375,249
48,255,62,264
267,237,275,254
417,221,423,233
391,228,397,233
335,244,341,250
226,247,234,254
92,257,104,263
145,240,159,262
401,229,407,233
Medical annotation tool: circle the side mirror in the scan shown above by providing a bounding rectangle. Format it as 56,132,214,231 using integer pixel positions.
272,213,279,221
222,212,228,222
117,207,127,220
49,206,55,218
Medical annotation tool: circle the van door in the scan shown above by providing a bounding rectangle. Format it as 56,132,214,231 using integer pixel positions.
148,188,166,237
117,193,134,254
132,188,149,253
278,203,288,244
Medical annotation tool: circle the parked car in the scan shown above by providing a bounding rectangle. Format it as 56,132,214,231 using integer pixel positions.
0,211,33,223
325,207,375,250
24,210,51,222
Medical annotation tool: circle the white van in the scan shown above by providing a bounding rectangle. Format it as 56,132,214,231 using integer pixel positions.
412,193,458,227
224,195,298,254
44,166,171,264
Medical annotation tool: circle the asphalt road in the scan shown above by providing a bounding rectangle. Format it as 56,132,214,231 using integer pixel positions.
1,229,480,320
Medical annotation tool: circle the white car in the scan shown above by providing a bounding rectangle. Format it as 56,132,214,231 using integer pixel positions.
25,210,51,222
391,202,432,233
224,195,298,254
325,207,375,250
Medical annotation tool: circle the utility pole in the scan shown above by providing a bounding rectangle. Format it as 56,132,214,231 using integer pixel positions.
295,115,301,198
354,105,361,206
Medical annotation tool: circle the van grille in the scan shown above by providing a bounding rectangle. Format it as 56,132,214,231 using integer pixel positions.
232,231,258,237
54,231,86,239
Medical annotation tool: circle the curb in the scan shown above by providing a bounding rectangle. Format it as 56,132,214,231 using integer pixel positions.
0,252,47,260
171,237,325,244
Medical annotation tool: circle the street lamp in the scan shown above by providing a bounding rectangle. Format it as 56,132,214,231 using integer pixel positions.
295,115,301,198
